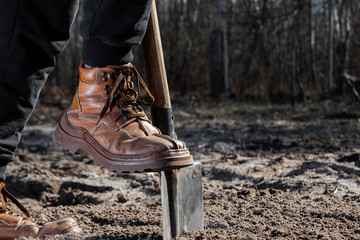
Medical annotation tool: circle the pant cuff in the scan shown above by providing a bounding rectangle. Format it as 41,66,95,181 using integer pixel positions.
82,40,133,67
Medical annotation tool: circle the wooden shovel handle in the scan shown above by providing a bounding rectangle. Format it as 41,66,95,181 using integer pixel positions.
142,0,171,109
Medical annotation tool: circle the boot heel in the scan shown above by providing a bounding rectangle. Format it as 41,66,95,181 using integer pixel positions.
53,126,80,154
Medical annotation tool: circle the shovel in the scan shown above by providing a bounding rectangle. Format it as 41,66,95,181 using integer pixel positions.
142,1,204,239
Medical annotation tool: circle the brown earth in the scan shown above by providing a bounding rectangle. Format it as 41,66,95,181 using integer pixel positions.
6,97,360,239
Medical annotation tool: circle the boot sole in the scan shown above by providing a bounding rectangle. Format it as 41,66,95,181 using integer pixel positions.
53,115,194,173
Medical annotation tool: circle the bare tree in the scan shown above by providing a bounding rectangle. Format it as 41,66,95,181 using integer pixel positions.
327,0,334,98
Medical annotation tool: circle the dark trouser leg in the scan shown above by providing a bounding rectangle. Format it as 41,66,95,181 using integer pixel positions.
81,0,153,67
0,0,79,181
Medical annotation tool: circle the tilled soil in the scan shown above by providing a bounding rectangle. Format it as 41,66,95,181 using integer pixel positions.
6,98,360,239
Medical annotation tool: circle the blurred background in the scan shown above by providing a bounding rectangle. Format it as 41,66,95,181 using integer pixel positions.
43,0,360,105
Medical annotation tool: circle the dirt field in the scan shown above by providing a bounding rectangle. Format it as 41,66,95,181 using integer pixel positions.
6,97,360,239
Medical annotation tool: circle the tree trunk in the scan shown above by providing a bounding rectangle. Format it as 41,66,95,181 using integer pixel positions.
210,0,229,98
327,0,334,99
307,0,316,93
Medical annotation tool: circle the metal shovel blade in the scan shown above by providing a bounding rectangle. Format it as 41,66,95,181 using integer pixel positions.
161,162,204,239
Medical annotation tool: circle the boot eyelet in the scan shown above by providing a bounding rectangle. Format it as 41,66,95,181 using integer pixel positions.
104,85,113,94
102,72,108,82
128,81,134,89
102,72,112,81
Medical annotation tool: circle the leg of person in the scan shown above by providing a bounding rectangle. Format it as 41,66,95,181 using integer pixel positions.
0,0,81,238
53,0,194,173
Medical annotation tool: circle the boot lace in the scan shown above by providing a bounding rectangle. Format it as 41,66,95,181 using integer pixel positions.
0,182,31,218
98,66,154,124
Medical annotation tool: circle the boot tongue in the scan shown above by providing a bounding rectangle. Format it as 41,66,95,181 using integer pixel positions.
98,65,154,124
120,103,145,118
105,64,154,105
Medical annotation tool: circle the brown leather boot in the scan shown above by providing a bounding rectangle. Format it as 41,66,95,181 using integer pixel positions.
53,63,193,172
0,183,81,240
